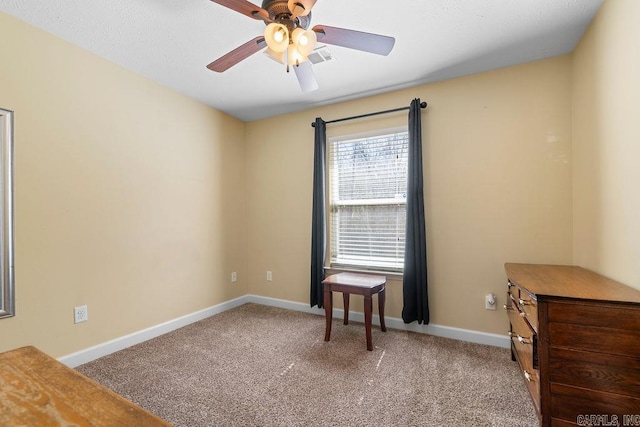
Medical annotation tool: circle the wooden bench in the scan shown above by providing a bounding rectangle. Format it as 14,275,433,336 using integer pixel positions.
322,272,387,351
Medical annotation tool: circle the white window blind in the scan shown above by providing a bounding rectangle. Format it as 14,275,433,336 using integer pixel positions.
329,130,408,272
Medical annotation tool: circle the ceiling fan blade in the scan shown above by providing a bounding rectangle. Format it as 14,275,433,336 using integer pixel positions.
207,37,267,72
210,0,269,21
293,61,319,92
312,25,395,56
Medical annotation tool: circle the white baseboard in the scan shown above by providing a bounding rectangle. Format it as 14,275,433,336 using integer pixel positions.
58,295,250,368
246,295,510,349
59,294,508,367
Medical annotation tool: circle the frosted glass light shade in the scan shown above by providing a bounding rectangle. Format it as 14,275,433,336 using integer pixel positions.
288,44,308,66
264,47,285,64
288,0,316,17
291,28,317,56
264,23,289,53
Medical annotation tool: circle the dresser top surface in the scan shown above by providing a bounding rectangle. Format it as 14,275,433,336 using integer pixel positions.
505,263,640,304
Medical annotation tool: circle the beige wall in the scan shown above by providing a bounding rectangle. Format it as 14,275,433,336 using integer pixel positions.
572,0,640,288
246,56,573,334
0,12,248,357
10,0,628,354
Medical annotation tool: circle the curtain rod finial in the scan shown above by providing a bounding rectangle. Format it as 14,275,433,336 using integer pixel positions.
311,122,316,127
420,101,427,109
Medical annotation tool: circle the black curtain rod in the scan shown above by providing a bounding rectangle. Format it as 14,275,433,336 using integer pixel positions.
311,101,427,127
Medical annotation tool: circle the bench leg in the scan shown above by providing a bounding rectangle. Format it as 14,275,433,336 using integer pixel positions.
324,287,333,342
364,295,373,351
378,288,387,332
343,293,350,325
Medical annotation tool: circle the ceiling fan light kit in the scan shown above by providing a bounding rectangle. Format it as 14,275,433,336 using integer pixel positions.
207,0,395,92
292,28,317,56
288,0,314,18
264,23,289,52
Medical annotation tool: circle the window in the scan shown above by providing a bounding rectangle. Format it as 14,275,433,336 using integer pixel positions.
0,107,15,319
329,128,408,272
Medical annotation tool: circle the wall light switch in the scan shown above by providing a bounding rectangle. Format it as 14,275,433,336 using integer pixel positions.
267,271,273,282
231,272,237,283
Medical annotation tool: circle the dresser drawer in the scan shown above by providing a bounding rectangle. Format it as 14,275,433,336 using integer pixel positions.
514,347,540,414
508,304,538,366
510,338,541,413
507,296,540,413
516,291,538,331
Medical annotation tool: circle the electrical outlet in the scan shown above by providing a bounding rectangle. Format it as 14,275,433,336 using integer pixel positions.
485,294,496,310
231,272,237,283
266,270,273,282
74,305,88,323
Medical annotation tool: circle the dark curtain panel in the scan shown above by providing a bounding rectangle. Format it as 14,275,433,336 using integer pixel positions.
310,117,326,308
402,99,429,324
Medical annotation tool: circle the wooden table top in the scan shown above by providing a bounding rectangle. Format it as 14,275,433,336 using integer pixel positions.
322,272,386,288
0,346,171,426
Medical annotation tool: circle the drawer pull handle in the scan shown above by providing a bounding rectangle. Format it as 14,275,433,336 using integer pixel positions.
518,298,531,306
517,335,531,345
508,332,532,345
523,370,533,382
519,312,527,318
503,304,513,311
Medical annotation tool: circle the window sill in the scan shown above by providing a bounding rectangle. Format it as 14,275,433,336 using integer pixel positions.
324,266,403,281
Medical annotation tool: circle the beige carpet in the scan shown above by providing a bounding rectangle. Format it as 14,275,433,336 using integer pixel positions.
76,304,538,426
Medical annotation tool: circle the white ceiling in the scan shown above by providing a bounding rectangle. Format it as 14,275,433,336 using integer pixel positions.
0,0,603,122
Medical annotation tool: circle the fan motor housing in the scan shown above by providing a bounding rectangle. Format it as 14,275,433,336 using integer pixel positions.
261,0,311,29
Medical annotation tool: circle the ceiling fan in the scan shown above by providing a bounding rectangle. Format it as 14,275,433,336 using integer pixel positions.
206,0,396,92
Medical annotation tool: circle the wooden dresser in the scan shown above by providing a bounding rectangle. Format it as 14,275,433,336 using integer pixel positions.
504,263,640,426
